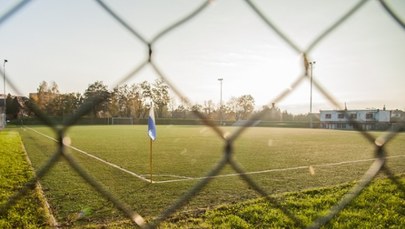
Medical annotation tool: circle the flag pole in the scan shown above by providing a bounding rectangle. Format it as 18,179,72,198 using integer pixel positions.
148,102,156,184
149,138,153,183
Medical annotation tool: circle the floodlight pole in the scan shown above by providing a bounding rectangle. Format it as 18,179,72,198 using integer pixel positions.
3,59,7,127
218,78,223,125
309,61,315,128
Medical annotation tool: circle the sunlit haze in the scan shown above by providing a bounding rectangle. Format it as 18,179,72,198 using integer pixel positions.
1,0,404,114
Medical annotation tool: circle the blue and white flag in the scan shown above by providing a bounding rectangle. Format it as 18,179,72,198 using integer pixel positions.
148,103,157,141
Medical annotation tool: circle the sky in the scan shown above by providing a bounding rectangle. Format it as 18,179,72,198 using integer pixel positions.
0,0,404,114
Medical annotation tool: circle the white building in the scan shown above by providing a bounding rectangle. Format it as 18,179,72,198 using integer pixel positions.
320,108,391,130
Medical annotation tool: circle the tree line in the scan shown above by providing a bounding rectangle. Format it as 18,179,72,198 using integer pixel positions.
4,79,312,122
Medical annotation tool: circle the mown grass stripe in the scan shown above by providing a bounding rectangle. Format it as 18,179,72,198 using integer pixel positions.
19,137,59,227
24,126,151,183
0,131,50,228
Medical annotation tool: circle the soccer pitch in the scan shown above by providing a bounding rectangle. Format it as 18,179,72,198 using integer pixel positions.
18,125,405,224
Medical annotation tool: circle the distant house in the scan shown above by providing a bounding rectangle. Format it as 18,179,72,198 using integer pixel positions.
391,109,405,121
320,108,393,130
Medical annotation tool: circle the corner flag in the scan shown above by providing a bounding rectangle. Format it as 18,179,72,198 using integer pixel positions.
148,103,157,183
148,103,157,141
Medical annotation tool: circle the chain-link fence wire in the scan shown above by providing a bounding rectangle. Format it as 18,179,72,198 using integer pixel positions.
1,0,404,228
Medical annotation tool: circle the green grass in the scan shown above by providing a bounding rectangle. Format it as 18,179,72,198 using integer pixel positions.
162,176,405,228
15,125,405,227
0,131,51,228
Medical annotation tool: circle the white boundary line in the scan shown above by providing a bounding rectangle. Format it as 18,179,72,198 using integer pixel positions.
67,145,151,183
24,126,405,185
24,126,151,183
152,155,405,184
19,134,59,227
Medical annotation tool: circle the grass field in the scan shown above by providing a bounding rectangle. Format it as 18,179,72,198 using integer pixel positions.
162,175,405,228
0,131,51,228
16,125,405,227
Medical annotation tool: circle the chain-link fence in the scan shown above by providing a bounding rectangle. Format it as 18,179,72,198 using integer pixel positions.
1,0,404,228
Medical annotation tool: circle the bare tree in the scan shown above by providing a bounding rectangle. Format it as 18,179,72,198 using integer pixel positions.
237,94,255,120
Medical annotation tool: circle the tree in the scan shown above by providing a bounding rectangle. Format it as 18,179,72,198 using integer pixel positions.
36,81,48,104
151,79,170,118
45,95,62,116
84,81,110,118
60,93,82,117
140,81,152,102
226,97,239,121
50,81,59,94
293,113,310,122
237,94,255,120
140,79,171,118
6,94,20,119
203,100,215,119
110,84,143,118
110,85,126,117
35,81,59,111
261,103,282,121
188,104,203,119
172,105,187,119
127,84,143,118
281,110,293,121
223,104,237,121
191,104,202,113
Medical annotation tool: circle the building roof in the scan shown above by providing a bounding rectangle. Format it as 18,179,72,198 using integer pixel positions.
320,109,389,112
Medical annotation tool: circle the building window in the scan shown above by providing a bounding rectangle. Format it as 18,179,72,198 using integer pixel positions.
350,113,357,119
338,113,344,119
366,113,373,119
325,114,332,119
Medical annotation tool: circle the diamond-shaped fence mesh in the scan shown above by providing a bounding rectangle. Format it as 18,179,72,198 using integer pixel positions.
0,0,404,228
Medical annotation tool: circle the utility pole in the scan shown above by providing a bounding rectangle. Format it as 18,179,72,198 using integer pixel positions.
3,59,7,127
218,78,223,125
309,61,315,128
